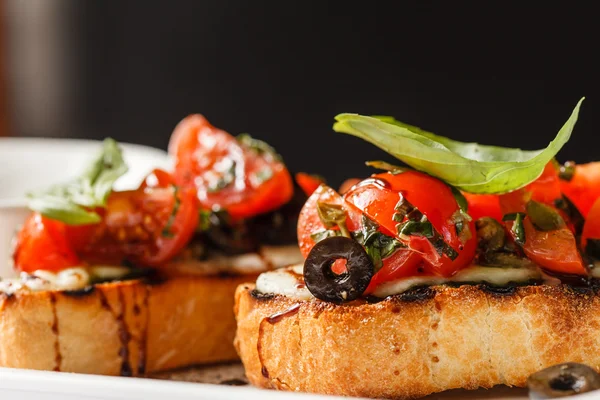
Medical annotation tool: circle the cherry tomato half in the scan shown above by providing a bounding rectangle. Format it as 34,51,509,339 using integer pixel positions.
13,213,81,273
168,114,293,220
343,171,477,277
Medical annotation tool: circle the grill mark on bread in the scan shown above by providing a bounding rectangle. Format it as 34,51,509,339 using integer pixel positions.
49,293,62,371
116,287,132,377
63,286,95,297
97,288,133,376
137,285,150,376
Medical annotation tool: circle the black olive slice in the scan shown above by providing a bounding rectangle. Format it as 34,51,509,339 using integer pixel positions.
527,362,600,399
303,236,374,304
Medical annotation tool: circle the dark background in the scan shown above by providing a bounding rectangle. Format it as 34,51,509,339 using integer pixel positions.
5,2,599,187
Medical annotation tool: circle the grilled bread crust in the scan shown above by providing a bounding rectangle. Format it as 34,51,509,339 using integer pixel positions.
234,282,600,399
0,273,256,376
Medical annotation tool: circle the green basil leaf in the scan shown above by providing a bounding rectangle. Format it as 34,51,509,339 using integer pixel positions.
332,98,584,194
311,229,341,243
26,138,128,225
449,186,468,212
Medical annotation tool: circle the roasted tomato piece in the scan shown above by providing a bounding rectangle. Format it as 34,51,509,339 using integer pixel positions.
74,169,199,267
343,171,477,277
513,217,587,276
168,114,293,220
13,169,199,272
560,162,600,218
13,213,81,273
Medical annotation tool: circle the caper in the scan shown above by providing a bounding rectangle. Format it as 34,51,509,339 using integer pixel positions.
475,217,506,252
303,236,374,304
526,200,566,231
527,362,600,399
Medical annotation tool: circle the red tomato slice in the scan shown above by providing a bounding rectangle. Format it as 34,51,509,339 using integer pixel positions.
560,162,600,218
13,213,81,273
517,217,587,275
581,197,600,251
462,193,502,222
339,178,362,194
295,173,324,196
343,171,477,277
168,114,293,220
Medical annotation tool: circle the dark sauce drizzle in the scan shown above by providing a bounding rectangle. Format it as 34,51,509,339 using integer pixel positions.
257,303,301,380
49,293,62,372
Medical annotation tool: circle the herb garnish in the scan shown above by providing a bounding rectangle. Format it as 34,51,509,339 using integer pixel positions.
26,138,128,225
503,212,526,246
333,98,584,194
254,167,274,185
161,185,180,238
237,133,282,161
352,215,404,271
394,194,459,260
316,202,351,238
207,161,237,193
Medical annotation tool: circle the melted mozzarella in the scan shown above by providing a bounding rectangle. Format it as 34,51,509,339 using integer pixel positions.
255,264,313,300
255,264,544,301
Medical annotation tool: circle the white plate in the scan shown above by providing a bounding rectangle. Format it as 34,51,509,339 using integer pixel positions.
0,137,173,207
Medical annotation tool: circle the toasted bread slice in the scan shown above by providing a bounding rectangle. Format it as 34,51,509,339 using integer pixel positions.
0,273,254,376
234,282,600,399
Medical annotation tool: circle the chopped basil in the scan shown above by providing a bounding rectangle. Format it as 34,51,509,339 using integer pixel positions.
511,212,526,246
254,167,273,185
197,209,213,232
26,138,128,225
585,239,600,260
558,160,576,181
207,161,237,193
393,193,423,222
397,216,434,238
352,215,404,271
526,200,566,231
502,212,525,222
554,195,584,236
237,133,282,161
161,185,181,238
365,160,408,175
316,202,350,237
311,229,341,243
